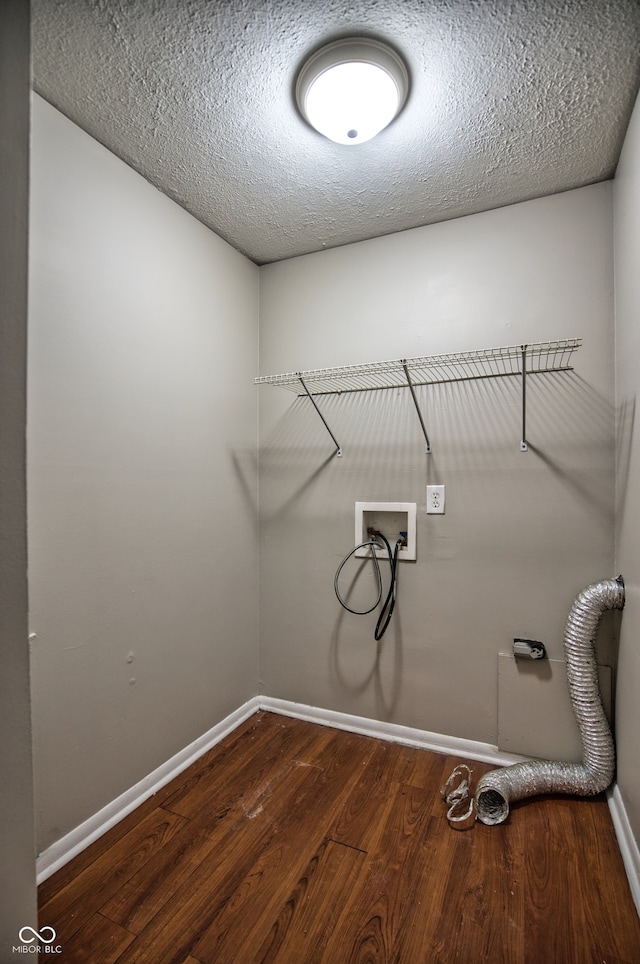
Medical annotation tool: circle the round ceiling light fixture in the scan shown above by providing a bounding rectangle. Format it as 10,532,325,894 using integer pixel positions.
295,37,409,146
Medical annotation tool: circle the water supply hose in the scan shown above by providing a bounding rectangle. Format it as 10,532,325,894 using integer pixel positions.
374,532,401,640
475,576,625,825
333,537,383,615
334,529,404,639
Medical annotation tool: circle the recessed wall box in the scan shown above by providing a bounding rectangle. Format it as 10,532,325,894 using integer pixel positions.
355,502,417,561
513,638,546,660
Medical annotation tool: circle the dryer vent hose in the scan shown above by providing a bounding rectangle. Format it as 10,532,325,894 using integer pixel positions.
475,576,625,826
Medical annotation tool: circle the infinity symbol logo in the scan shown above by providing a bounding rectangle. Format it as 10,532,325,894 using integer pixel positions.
18,926,57,944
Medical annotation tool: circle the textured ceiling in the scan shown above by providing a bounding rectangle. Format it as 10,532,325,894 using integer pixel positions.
32,0,640,265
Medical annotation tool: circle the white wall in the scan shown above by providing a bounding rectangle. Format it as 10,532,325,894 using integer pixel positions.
28,90,628,864
0,1,37,954
28,97,259,853
614,88,640,845
258,184,616,754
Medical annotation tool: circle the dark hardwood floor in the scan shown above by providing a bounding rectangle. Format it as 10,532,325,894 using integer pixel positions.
38,711,640,963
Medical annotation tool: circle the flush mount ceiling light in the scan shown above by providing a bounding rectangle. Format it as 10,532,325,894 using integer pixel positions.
295,38,409,146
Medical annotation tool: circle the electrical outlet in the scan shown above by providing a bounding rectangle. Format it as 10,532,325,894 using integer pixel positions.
426,484,445,514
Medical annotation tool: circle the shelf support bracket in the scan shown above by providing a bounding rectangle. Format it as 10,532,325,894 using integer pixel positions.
520,345,528,452
298,375,342,457
402,361,431,454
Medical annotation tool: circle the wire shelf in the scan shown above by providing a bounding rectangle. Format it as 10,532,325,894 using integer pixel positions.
255,338,582,456
254,339,581,395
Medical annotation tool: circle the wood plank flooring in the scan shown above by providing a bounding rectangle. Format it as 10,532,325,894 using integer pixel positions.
38,711,640,963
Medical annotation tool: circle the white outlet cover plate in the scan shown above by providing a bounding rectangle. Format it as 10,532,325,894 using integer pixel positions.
426,484,445,514
354,502,417,561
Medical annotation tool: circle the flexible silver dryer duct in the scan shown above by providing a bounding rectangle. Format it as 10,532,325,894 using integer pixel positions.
475,576,625,826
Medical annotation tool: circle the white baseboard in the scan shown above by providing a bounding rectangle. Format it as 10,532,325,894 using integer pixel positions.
36,697,260,884
607,783,640,915
37,694,639,914
257,696,529,767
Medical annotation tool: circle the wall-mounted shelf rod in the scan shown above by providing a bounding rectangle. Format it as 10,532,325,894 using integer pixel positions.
402,360,431,454
521,345,528,452
255,338,581,455
298,374,342,457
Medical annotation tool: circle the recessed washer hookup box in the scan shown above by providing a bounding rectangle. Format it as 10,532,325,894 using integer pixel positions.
354,502,417,561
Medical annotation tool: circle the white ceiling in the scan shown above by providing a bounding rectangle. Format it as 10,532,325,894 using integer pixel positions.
32,0,640,265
